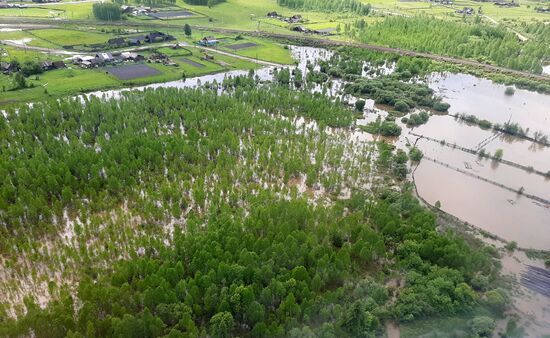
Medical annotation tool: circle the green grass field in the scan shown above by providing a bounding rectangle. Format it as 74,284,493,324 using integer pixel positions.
0,44,65,62
28,28,116,47
0,7,64,18
218,36,295,64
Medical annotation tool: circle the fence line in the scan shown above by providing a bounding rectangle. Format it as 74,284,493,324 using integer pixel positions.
410,132,550,179
421,155,550,206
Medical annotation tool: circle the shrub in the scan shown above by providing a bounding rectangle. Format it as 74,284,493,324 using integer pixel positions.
478,119,492,129
504,87,515,95
394,100,410,112
409,147,423,162
355,99,366,112
379,121,402,136
433,102,450,112
468,316,495,337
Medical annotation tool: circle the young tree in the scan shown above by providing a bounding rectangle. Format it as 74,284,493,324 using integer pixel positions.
210,312,234,338
184,24,192,37
12,72,27,89
355,99,366,112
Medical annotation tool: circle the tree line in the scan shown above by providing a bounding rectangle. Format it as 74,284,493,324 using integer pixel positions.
277,0,371,16
92,3,122,21
353,16,548,74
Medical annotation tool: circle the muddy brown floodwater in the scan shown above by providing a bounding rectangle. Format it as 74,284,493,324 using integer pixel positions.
428,72,550,133
412,73,550,251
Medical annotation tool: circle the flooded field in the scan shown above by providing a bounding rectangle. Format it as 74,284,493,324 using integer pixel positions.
428,72,550,133
413,73,550,250
414,159,550,250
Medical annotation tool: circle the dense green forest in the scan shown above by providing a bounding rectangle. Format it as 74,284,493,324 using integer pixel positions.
0,81,503,337
354,16,548,74
277,0,371,15
0,83,351,231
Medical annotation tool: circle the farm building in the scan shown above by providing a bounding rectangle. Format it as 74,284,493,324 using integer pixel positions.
199,37,220,46
127,35,146,46
95,53,116,64
145,32,175,43
108,37,126,47
121,52,145,62
0,62,19,74
313,28,336,35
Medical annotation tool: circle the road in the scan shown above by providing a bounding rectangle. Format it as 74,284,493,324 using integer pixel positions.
483,14,528,41
0,17,548,82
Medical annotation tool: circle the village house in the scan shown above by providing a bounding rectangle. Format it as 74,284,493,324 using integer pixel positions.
108,37,126,47
145,32,175,43
285,14,303,23
39,60,65,71
73,55,96,68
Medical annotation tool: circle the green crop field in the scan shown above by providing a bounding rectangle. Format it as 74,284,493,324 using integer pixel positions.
218,37,295,64
28,28,116,47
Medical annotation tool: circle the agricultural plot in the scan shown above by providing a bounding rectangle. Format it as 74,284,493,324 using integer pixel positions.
105,64,161,80
28,28,115,47
178,57,206,67
219,38,295,64
225,42,258,50
148,10,195,19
